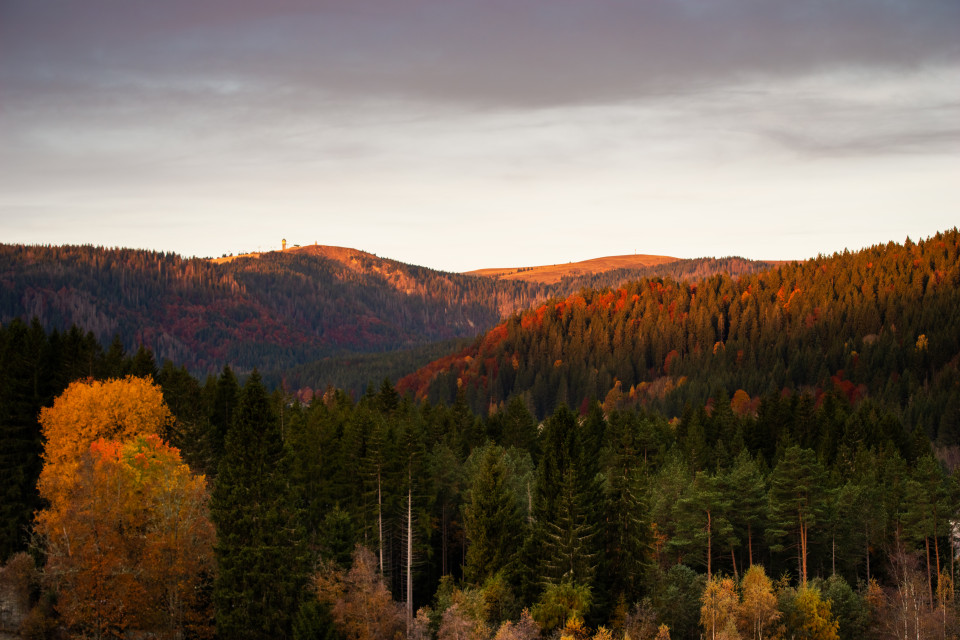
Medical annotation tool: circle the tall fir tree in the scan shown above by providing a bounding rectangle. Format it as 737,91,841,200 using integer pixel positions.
209,365,240,471
533,406,603,601
464,444,524,585
211,371,308,639
600,412,649,607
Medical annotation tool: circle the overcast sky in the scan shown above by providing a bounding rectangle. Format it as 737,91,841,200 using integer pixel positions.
2,0,958,272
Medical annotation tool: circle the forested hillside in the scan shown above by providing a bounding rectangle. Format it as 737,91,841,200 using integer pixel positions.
4,232,960,640
0,244,773,388
0,244,544,375
400,230,960,445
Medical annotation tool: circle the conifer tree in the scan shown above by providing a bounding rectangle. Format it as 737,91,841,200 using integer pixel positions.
602,412,649,606
209,365,240,470
498,395,540,460
534,406,603,593
767,447,825,585
903,455,949,604
129,344,158,380
211,370,308,639
464,444,524,585
721,452,766,569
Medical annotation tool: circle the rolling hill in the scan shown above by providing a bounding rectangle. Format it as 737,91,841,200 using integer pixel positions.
0,244,546,376
399,230,960,443
465,253,679,284
1,243,776,391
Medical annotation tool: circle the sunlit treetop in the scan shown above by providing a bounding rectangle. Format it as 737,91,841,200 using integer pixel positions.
38,375,174,508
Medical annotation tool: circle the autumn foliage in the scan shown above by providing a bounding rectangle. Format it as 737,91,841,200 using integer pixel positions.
34,377,214,639
38,376,174,508
314,546,405,640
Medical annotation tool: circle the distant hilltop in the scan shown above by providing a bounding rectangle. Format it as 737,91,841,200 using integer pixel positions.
209,242,377,266
465,253,679,284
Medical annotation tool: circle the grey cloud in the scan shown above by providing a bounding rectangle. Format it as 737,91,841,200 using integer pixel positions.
765,127,960,157
3,0,959,108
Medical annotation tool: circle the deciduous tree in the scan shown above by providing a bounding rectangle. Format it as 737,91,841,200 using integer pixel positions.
737,565,780,640
38,376,174,509
36,434,214,639
700,576,740,640
315,546,405,640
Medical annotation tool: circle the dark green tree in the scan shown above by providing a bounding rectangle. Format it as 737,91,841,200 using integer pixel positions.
319,505,356,569
534,406,603,595
674,471,735,580
767,446,826,584
209,365,240,471
129,344,158,380
463,444,524,585
721,451,767,570
211,371,308,639
601,414,648,606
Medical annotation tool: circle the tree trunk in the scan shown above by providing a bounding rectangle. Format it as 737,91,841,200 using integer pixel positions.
441,502,448,576
748,523,754,567
800,516,808,585
927,536,934,605
706,509,712,580
935,505,942,581
832,535,836,576
407,473,413,630
935,529,942,589
378,465,384,575
527,480,533,524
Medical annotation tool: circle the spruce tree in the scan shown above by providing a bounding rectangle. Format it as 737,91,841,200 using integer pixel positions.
211,371,308,639
533,406,603,597
209,365,240,470
464,444,524,585
601,412,649,606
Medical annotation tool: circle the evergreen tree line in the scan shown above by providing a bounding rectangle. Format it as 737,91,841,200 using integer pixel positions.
402,230,960,446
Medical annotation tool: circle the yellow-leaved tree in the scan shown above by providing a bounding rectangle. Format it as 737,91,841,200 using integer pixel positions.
37,376,174,508
701,576,741,640
33,376,213,639
737,565,781,640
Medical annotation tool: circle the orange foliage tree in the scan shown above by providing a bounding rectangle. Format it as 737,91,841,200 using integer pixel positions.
36,435,214,639
314,546,405,640
34,377,213,639
37,376,174,508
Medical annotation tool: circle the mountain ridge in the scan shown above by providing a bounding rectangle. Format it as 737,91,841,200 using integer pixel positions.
465,253,680,284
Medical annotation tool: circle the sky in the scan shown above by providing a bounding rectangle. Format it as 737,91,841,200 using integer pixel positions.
1,0,958,273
